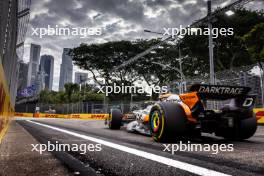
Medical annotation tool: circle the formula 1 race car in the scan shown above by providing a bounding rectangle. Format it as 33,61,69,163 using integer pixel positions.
105,84,257,142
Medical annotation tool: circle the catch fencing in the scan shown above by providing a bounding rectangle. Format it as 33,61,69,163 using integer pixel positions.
15,101,145,114
15,63,264,115
171,63,264,109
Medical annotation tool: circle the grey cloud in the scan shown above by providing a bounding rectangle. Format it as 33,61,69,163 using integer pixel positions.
25,0,263,90
43,0,90,25
144,0,174,7
93,13,102,20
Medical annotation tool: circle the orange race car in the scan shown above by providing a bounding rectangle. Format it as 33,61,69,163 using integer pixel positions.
106,84,257,142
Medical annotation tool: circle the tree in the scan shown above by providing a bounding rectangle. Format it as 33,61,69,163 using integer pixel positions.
181,9,264,73
71,39,180,87
70,8,264,100
54,91,67,103
39,90,52,104
241,22,264,62
37,81,108,105
64,83,79,103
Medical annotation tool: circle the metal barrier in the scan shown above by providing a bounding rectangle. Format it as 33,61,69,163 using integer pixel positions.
0,61,14,143
0,0,31,143
14,112,108,120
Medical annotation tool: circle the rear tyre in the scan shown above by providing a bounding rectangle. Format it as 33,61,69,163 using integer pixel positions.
149,102,187,142
239,116,257,139
220,113,257,140
108,109,123,129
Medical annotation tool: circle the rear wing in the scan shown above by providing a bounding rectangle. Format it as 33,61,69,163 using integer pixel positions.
189,84,251,100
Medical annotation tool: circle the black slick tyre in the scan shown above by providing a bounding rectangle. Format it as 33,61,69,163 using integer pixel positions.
149,102,187,142
109,109,123,129
220,112,257,140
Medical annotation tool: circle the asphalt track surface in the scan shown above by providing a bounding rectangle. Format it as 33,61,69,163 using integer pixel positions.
16,118,264,176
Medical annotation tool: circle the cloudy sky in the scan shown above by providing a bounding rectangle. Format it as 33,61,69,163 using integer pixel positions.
23,0,263,91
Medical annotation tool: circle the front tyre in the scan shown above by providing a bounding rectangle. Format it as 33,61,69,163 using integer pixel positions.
149,102,187,142
108,109,123,129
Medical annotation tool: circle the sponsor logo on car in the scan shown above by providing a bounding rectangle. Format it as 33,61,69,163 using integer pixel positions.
198,86,244,95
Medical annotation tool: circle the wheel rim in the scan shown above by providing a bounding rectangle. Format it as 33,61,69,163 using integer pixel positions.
151,110,160,133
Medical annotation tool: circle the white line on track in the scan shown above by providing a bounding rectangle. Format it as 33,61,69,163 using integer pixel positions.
27,120,231,176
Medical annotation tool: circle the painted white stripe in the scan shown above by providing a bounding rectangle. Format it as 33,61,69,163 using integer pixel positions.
27,120,231,176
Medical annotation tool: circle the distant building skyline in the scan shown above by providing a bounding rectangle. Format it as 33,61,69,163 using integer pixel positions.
18,61,29,91
59,48,73,91
75,72,88,84
27,43,41,87
35,66,46,94
22,43,88,91
40,55,54,90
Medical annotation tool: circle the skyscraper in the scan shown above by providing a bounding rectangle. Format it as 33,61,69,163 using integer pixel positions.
75,72,88,84
35,65,46,93
59,48,73,91
40,55,54,90
27,43,41,87
17,61,29,91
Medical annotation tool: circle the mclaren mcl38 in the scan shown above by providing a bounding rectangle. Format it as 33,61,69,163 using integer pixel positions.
105,84,257,142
